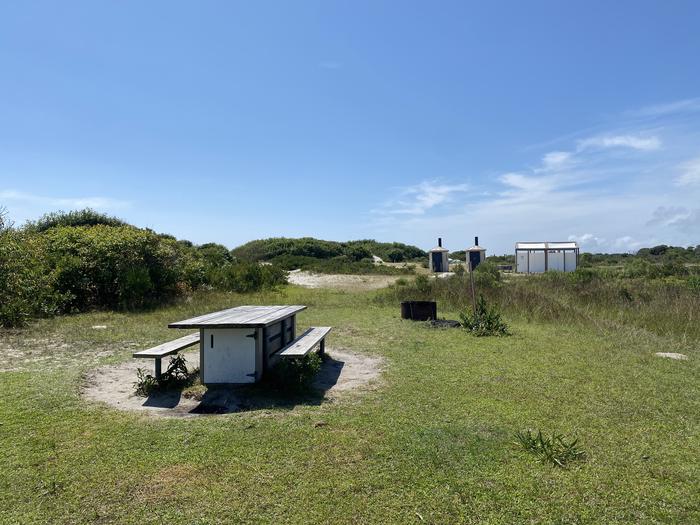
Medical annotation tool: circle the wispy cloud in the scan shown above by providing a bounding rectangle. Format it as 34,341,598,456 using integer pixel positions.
628,97,700,118
540,151,574,171
647,205,700,232
0,190,130,210
577,134,661,151
377,180,468,215
674,157,700,186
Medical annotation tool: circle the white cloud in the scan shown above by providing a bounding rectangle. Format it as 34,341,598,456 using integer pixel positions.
647,205,700,232
674,157,700,186
629,98,700,118
577,134,661,151
499,172,557,193
0,190,130,210
379,180,468,215
568,233,606,247
540,151,574,171
611,236,645,252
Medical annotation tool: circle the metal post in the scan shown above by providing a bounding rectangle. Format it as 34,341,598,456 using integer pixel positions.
154,358,162,379
468,260,477,313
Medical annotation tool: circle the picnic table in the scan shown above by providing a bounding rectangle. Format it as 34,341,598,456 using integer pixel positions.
133,305,330,384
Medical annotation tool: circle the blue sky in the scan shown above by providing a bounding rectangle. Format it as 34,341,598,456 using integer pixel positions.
1,1,700,254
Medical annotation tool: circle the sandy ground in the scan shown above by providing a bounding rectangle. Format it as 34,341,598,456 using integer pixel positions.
81,347,384,418
287,270,401,291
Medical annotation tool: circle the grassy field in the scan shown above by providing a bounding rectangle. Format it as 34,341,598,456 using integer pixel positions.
1,284,699,524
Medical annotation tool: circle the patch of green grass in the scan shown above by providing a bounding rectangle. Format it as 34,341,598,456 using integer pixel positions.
1,285,699,523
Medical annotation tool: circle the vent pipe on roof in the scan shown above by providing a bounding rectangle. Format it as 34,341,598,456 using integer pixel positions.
475,236,479,246
438,237,442,247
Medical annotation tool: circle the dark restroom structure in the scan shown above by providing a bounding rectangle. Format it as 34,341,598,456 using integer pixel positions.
429,237,450,273
467,236,486,270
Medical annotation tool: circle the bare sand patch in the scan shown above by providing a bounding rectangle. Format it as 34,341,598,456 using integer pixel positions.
287,270,400,291
81,348,384,418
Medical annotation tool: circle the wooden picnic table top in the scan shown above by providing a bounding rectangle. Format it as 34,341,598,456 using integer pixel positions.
168,305,307,329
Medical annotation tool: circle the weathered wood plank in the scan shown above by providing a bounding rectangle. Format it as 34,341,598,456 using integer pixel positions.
169,305,307,328
245,305,305,325
278,327,331,358
133,332,200,358
170,305,261,326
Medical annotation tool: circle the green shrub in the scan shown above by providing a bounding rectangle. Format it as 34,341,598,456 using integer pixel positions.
197,243,233,268
0,229,63,326
688,275,700,293
231,237,426,263
134,355,196,397
473,261,500,287
386,248,405,262
459,295,509,336
271,253,411,275
26,209,127,232
346,245,372,262
41,225,184,311
268,353,322,392
207,262,287,292
414,275,432,295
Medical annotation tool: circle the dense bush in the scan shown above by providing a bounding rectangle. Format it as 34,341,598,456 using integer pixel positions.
267,353,323,392
271,254,412,275
40,225,187,311
473,261,501,287
231,237,345,261
206,262,287,292
0,229,63,326
0,210,288,326
231,237,426,266
25,208,127,232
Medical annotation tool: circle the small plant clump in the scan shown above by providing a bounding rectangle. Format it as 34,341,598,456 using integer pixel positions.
268,352,322,392
515,429,586,468
460,295,510,336
134,355,197,396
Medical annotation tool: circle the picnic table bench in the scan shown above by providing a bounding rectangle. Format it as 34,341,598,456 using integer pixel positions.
278,326,332,358
133,305,331,384
132,332,200,379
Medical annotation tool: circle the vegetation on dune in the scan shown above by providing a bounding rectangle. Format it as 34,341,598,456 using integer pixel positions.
0,209,286,327
231,237,426,264
270,254,412,275
23,208,128,232
0,210,426,326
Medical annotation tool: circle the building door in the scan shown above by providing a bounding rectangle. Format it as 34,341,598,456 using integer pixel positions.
469,251,481,270
202,328,257,384
432,252,443,272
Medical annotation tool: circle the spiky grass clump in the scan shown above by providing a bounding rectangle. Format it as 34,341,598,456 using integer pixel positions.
515,429,586,468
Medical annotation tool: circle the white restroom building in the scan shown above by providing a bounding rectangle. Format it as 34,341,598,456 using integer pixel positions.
515,241,579,273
